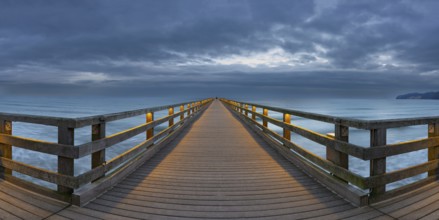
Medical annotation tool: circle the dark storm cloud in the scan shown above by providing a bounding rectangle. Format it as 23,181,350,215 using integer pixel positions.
0,0,438,98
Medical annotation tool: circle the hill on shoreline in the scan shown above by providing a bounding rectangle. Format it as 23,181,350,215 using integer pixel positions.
396,91,439,99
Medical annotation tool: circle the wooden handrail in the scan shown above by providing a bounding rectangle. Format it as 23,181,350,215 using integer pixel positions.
0,99,208,128
221,98,439,205
228,99,439,129
0,98,213,203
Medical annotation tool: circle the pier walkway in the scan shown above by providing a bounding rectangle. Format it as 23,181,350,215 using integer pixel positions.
1,100,439,219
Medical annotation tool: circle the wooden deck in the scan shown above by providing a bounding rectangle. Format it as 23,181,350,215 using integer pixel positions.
1,100,439,219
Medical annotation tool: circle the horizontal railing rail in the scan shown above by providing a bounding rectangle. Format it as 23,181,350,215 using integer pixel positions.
221,98,439,206
232,100,439,129
0,98,213,205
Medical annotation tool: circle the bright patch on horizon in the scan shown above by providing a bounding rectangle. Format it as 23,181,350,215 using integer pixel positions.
212,47,329,68
68,72,110,83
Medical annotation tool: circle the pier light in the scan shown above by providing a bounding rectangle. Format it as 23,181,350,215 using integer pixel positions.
283,113,291,141
263,108,268,127
180,105,184,120
146,112,154,139
187,104,191,116
168,107,174,126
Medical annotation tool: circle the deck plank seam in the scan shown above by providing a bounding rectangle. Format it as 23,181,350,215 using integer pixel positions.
42,204,72,220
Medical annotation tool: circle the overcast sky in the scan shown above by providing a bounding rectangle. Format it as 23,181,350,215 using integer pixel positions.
1,0,438,99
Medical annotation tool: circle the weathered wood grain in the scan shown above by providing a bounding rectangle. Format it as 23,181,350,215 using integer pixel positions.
0,99,438,219
225,98,439,129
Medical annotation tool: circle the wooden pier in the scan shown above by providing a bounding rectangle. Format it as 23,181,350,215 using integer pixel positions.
0,99,439,219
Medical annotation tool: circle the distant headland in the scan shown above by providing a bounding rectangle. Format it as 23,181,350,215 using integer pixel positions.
396,91,439,99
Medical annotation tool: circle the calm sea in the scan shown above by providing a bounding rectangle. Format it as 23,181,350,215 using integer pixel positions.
1,96,438,190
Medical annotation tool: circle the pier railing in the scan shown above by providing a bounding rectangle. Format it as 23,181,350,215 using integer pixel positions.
0,98,213,205
221,98,439,206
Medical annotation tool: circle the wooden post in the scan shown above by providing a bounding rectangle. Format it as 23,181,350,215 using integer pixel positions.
370,128,386,196
263,109,268,127
187,104,191,117
91,123,105,181
252,106,256,120
58,126,74,194
169,107,174,127
326,124,349,182
283,113,291,141
146,112,154,139
180,105,184,121
428,123,439,176
0,120,12,176
245,104,249,117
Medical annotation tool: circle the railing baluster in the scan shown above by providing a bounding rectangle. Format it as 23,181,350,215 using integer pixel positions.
263,109,268,127
326,124,349,182
283,113,291,141
146,112,154,139
0,120,12,176
169,107,174,126
187,104,191,117
180,105,184,121
57,126,74,194
428,123,439,176
91,122,106,181
370,128,386,196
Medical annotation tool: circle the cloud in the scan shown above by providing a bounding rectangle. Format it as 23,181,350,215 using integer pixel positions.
0,0,438,98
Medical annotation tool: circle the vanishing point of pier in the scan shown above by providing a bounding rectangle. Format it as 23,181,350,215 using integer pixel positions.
0,99,439,219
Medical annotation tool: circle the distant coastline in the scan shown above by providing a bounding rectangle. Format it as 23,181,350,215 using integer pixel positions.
396,91,439,100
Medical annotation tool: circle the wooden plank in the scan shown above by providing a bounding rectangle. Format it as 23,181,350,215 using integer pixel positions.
364,137,439,160
73,99,211,128
76,112,179,157
0,157,76,188
0,120,12,176
369,175,438,204
366,160,439,188
2,175,72,202
233,114,366,188
0,134,76,158
250,110,366,159
72,104,209,206
0,207,21,220
58,126,74,194
0,190,53,218
225,98,439,129
74,110,200,188
0,199,35,219
0,113,76,127
223,102,368,206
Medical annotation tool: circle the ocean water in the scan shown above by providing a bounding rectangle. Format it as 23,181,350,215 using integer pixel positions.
1,96,438,190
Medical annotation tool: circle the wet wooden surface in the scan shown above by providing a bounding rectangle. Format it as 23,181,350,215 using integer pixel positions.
1,100,439,219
